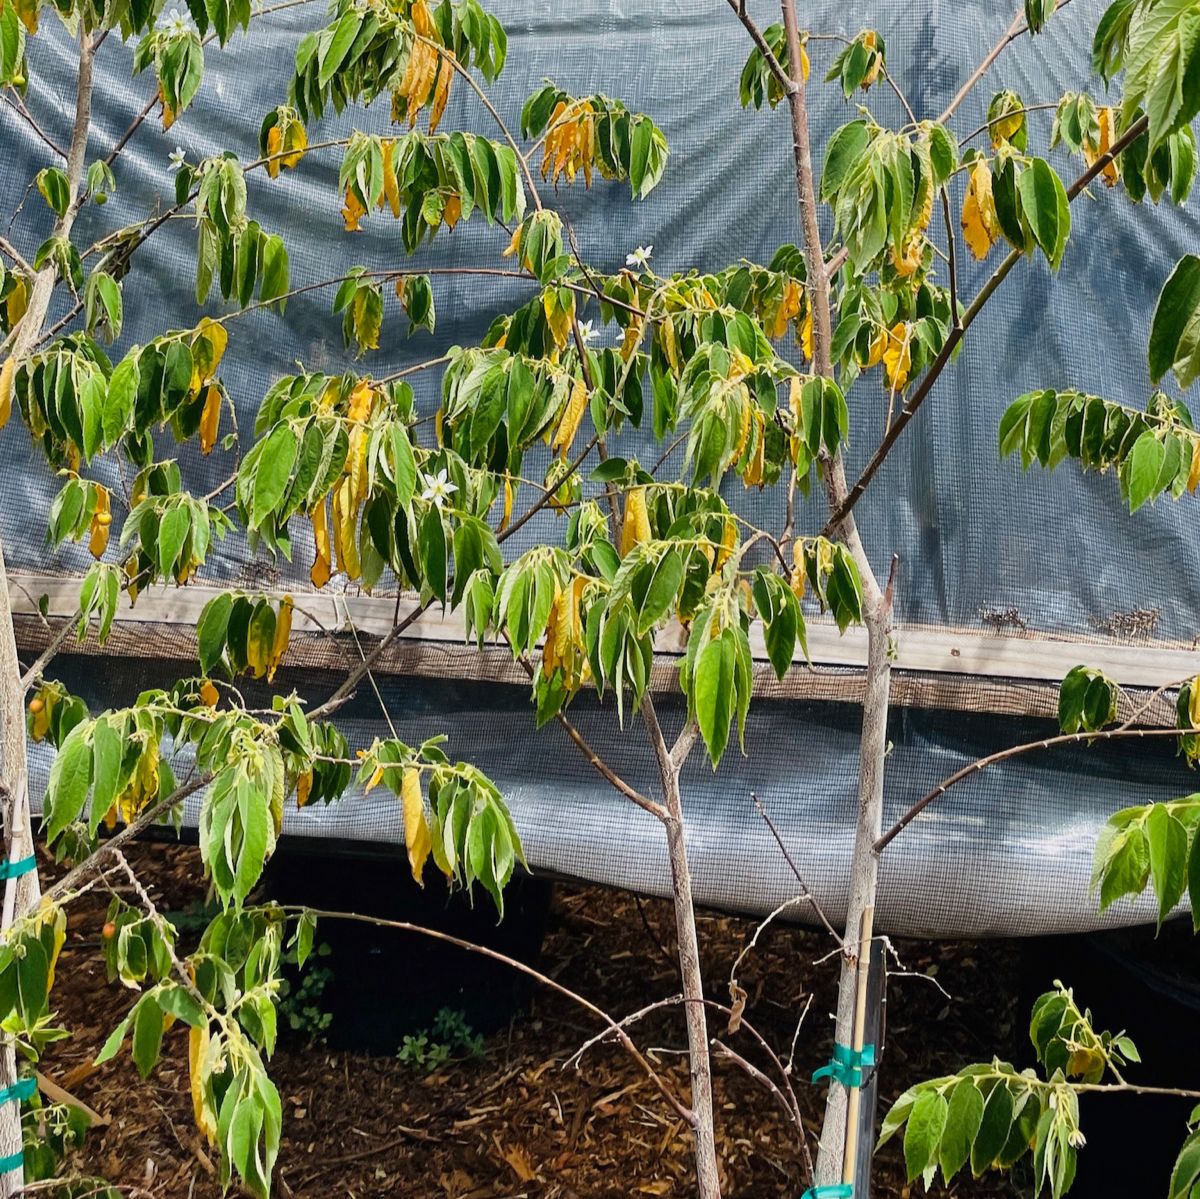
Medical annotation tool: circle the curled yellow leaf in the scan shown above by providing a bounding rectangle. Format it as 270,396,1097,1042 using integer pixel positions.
961,159,998,261
281,119,307,169
267,595,293,683
189,1025,218,1145
882,322,911,391
199,679,219,708
5,277,28,328
265,126,282,179
88,486,111,560
381,140,402,217
401,767,432,884
198,385,221,455
311,498,332,588
1084,107,1119,187
342,187,367,232
551,376,589,459
620,487,652,557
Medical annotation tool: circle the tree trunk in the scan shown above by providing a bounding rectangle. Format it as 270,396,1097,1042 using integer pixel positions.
662,783,721,1199
815,581,894,1183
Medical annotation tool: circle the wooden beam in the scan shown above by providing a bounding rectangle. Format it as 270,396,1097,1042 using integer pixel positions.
9,572,1189,721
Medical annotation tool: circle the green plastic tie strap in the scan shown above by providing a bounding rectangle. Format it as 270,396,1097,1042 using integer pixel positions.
801,1186,853,1198
0,856,35,882
0,1079,35,1106
0,1149,23,1172
812,1042,876,1087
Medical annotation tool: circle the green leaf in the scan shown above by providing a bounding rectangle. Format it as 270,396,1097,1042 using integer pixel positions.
45,723,93,842
36,167,70,218
1149,255,1200,387
694,629,735,767
251,425,298,529
131,995,164,1078
635,548,682,637
157,503,191,579
971,1082,1014,1175
197,592,234,674
419,507,447,602
1189,826,1200,933
318,9,361,87
1126,430,1166,511
940,1080,985,1181
1146,802,1189,927
93,1013,132,1065
1017,159,1069,267
821,121,871,201
904,1089,949,1182
91,718,122,833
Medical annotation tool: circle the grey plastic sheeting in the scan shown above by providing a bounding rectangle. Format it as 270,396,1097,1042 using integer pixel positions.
5,2,1199,935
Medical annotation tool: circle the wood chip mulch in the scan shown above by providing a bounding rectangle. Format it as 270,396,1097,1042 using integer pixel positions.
35,841,1026,1198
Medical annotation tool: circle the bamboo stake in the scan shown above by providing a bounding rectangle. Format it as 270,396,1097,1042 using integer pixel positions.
842,905,875,1193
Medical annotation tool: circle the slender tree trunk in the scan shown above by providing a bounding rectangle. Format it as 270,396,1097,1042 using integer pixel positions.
814,580,893,1183
641,699,721,1198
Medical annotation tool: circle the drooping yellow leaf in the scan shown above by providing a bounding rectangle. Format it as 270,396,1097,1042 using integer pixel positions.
160,86,176,132
401,767,432,884
860,31,878,88
443,194,462,229
342,187,367,232
189,1025,218,1145
381,140,402,217
198,385,221,455
295,769,313,807
14,0,37,35
265,126,282,179
961,159,998,260
311,498,332,588
502,225,521,259
864,326,886,368
334,477,361,581
1189,675,1200,730
88,486,111,560
882,322,911,391
5,277,28,328
42,906,65,994
551,376,589,459
199,679,219,707
499,473,514,532
429,53,454,132
543,288,574,351
267,596,293,682
351,287,381,350
364,764,386,794
714,517,738,570
800,308,813,361
620,487,652,556
743,407,766,487
0,358,13,431
1084,107,1120,186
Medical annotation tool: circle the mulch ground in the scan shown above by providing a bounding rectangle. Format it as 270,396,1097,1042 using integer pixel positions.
37,840,1027,1198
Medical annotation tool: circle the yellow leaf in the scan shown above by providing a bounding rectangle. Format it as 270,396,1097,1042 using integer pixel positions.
14,0,37,35
961,159,998,261
860,31,878,88
714,516,738,569
199,680,219,707
381,140,402,217
267,595,292,682
42,906,65,994
502,225,521,259
342,187,367,232
800,308,813,361
891,236,923,277
334,478,361,581
743,407,766,487
352,287,381,350
402,767,432,884
5,277,28,328
160,87,176,132
281,119,307,169
1188,438,1200,493
499,473,514,532
620,487,651,556
198,385,221,455
882,322,911,391
0,358,13,431
551,376,589,459
189,1025,218,1145
1084,107,1120,186
364,764,386,794
295,769,313,807
430,54,454,132
443,194,462,229
265,126,282,179
543,288,574,350
88,486,111,560
1189,675,1200,730
863,326,886,368
310,498,332,588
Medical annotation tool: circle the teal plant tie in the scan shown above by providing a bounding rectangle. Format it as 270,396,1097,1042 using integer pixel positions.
812,1042,876,1087
801,1186,853,1198
0,1079,35,1106
0,856,35,882
0,1150,22,1172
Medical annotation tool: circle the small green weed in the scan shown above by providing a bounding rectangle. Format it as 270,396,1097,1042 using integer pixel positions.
398,1007,485,1073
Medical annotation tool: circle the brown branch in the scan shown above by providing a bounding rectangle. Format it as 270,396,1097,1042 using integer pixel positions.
874,724,1184,854
937,10,1026,126
0,91,67,160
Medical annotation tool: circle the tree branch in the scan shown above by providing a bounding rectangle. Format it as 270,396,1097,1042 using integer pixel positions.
874,724,1184,854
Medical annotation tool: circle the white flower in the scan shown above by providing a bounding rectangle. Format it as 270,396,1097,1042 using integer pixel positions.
420,469,458,509
160,6,195,36
1067,1129,1087,1149
626,245,653,269
577,319,598,344
168,146,187,172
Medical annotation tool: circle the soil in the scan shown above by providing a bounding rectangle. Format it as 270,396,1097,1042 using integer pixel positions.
39,840,1027,1199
